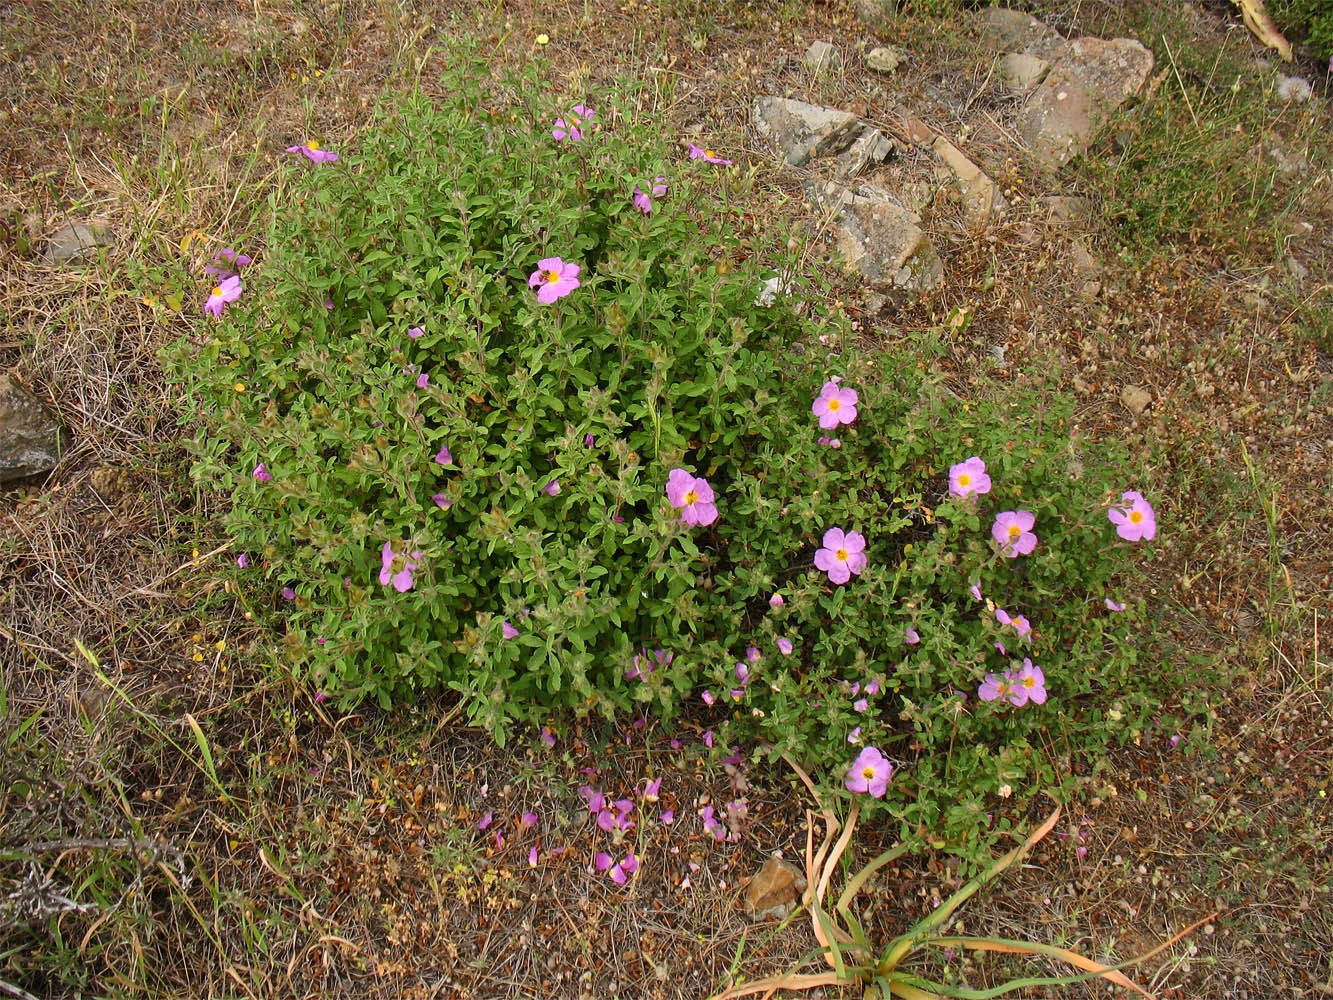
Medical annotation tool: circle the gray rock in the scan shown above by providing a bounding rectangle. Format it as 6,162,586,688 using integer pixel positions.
752,96,863,167
1057,37,1155,107
834,128,898,179
805,40,841,72
851,0,895,28
1040,195,1094,228
1269,143,1310,176
1016,38,1154,167
0,375,63,483
866,46,904,73
43,220,113,265
813,181,944,291
977,7,1060,51
999,52,1050,92
1120,384,1152,417
929,134,1006,231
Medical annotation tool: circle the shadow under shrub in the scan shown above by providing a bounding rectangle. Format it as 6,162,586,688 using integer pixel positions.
170,46,1182,851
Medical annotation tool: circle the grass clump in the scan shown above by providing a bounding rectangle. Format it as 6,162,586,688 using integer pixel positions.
1074,7,1328,264
171,43,1177,850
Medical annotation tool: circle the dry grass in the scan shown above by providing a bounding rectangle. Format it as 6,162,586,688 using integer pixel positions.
2,0,1331,997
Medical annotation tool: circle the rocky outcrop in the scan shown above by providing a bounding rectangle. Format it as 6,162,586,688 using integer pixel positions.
0,375,63,484
981,9,1155,167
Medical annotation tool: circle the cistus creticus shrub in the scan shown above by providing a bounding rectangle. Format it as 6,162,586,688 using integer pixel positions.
171,47,1182,852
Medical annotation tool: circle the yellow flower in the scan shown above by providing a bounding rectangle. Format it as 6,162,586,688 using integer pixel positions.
536,33,549,45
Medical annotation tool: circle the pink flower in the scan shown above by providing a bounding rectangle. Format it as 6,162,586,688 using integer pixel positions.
528,257,581,303
776,638,793,655
253,463,271,483
948,456,992,498
408,325,425,339
687,142,733,164
236,553,249,568
812,380,859,429
643,777,662,802
865,678,880,695
844,746,893,798
995,608,1032,641
552,104,595,142
579,786,606,813
285,140,339,163
627,648,672,680
379,541,422,593
701,690,716,706
847,726,862,744
969,582,983,601
769,593,784,608
817,435,843,448
416,372,429,389
432,493,453,509
584,433,596,447
904,627,920,645
519,811,539,830
1105,598,1126,612
632,176,668,213
1008,659,1047,706
204,274,242,317
502,620,520,640
476,810,493,830
528,846,540,867
281,587,296,601
665,467,718,526
660,809,675,824
978,673,1011,703
1108,490,1157,542
609,853,639,884
204,248,252,279
541,479,561,496
813,527,867,585
991,510,1037,557
853,697,868,713
703,730,715,748
434,445,453,466
540,726,557,747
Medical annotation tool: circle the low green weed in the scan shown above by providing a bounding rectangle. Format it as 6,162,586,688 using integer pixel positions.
171,42,1172,850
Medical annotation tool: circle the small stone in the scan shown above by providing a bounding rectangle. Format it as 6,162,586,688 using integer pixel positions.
814,181,944,291
1041,195,1094,228
977,7,1061,51
43,220,113,265
743,857,806,920
834,128,896,179
1120,384,1152,416
0,374,64,483
999,52,1049,92
1268,143,1309,176
851,0,895,28
752,96,863,167
929,134,1006,230
805,40,841,72
866,46,903,73
1276,75,1312,102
